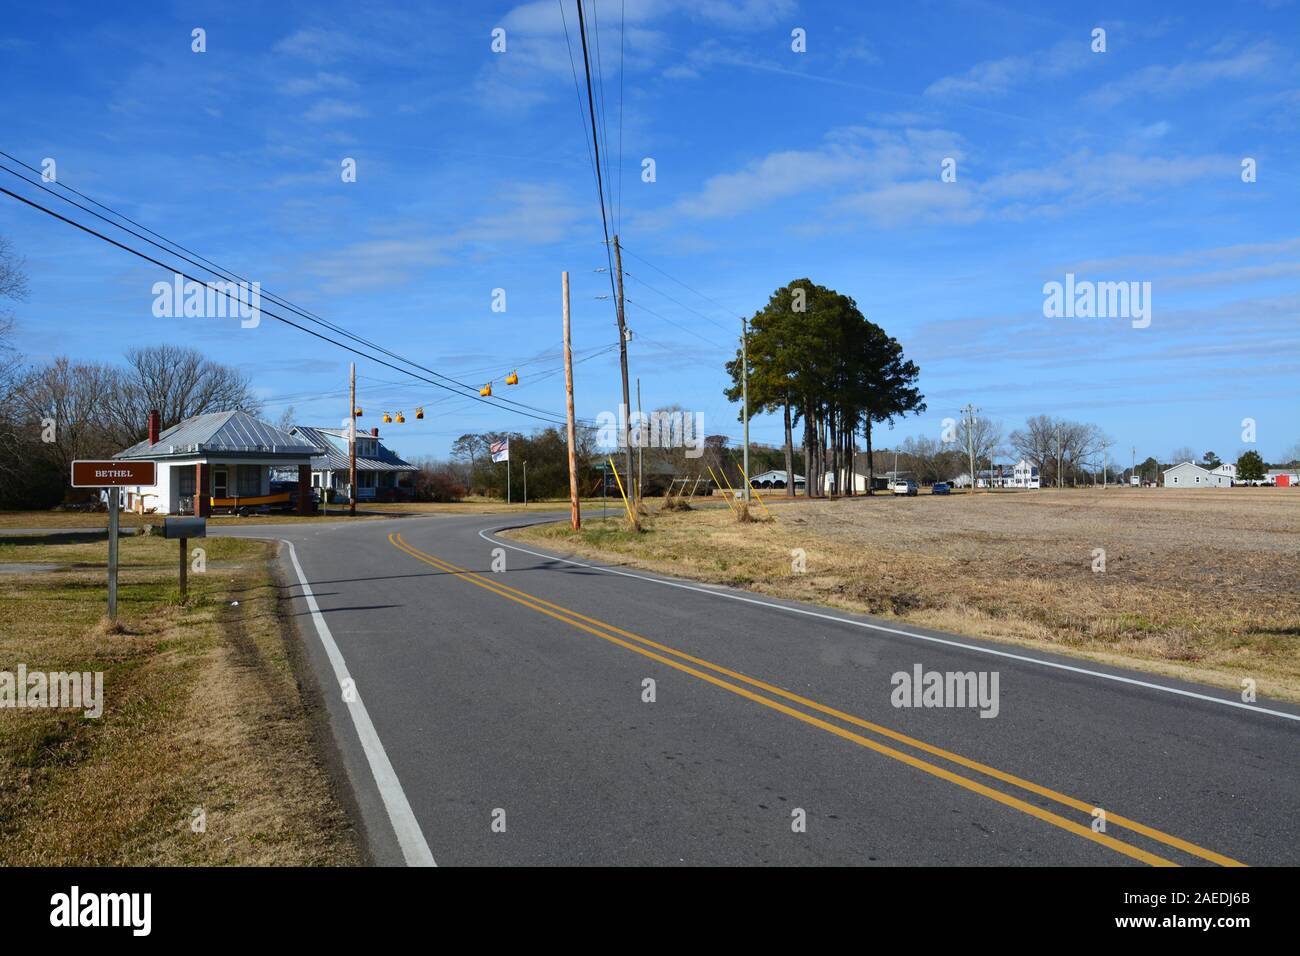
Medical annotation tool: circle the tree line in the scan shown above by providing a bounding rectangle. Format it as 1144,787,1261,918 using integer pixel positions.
0,342,260,508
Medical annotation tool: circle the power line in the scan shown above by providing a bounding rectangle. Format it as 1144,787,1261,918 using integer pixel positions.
617,241,743,324
0,154,579,424
570,0,619,310
623,270,736,337
623,296,731,350
0,181,579,427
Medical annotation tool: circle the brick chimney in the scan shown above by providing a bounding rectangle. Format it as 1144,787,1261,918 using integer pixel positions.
371,427,379,437
148,409,161,445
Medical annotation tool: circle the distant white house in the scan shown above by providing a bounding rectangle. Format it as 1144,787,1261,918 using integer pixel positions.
1265,468,1299,487
749,469,805,491
1163,461,1230,488
1010,459,1041,489
1210,463,1237,483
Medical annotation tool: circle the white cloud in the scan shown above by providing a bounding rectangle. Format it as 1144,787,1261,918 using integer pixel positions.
924,38,1093,99
1087,44,1275,108
282,72,357,96
302,98,367,123
304,183,587,293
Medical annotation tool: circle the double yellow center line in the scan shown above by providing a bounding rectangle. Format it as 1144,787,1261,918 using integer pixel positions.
389,532,1242,868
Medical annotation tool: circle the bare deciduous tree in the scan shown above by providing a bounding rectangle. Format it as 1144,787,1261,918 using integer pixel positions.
104,345,261,446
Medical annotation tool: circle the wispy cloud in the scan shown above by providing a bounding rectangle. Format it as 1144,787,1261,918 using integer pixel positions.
924,38,1096,98
1086,42,1276,107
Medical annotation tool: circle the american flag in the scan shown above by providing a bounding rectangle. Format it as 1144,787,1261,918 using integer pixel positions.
490,438,509,463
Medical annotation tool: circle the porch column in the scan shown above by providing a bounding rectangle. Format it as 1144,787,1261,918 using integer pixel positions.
195,463,211,517
297,464,311,515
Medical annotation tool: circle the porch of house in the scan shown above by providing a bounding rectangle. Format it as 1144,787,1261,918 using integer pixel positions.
166,460,316,515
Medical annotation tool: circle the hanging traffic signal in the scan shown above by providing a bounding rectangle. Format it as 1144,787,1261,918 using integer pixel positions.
415,406,424,420
396,412,406,423
480,382,492,397
505,370,519,385
382,412,392,423
354,407,363,417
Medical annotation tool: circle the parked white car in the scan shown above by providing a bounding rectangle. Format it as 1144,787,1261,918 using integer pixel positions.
892,479,918,496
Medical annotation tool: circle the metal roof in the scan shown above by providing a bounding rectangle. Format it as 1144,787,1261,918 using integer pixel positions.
292,425,413,473
115,411,322,459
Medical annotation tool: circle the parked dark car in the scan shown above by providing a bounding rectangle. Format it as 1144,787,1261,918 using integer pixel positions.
931,482,952,495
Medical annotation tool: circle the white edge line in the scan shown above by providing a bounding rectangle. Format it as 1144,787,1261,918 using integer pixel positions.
480,526,1300,724
282,539,437,866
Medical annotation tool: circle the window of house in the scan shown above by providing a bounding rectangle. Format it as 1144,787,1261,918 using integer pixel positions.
359,471,375,488
177,468,196,496
237,464,260,496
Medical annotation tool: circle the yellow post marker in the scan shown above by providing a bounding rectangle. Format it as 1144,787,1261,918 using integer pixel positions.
608,457,636,524
707,465,736,514
738,462,775,521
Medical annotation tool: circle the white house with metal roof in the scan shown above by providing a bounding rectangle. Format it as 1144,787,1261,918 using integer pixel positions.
286,425,415,502
1162,460,1231,488
114,410,321,515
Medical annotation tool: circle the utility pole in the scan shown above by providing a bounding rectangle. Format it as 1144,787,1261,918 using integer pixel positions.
636,376,643,503
741,316,751,502
563,271,581,530
523,460,527,508
612,235,634,507
349,362,357,516
960,403,978,493
1057,427,1063,489
1131,446,1136,486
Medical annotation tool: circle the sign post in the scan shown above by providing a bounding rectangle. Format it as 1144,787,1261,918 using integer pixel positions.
71,460,158,623
107,487,119,620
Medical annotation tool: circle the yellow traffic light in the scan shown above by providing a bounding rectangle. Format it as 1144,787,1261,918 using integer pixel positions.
382,412,392,423
480,382,492,397
354,407,363,417
415,406,424,420
396,412,406,423
505,370,519,385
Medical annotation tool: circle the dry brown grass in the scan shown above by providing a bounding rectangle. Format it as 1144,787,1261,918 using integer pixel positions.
0,534,362,865
510,487,1300,702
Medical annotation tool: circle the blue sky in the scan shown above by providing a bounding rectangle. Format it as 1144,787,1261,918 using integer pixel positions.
1,0,1297,463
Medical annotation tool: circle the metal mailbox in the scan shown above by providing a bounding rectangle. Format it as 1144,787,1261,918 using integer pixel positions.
163,516,207,539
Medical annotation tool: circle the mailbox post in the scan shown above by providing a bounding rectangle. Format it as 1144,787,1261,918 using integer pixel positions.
163,517,207,598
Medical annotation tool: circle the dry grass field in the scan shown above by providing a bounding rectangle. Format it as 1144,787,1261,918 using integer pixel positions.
511,488,1300,702
0,534,362,865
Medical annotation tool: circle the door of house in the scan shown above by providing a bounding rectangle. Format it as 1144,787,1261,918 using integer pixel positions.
214,468,228,499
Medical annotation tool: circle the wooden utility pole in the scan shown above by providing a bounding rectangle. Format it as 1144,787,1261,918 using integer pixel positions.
741,316,751,502
612,235,634,500
349,362,357,516
636,376,643,503
961,403,979,493
563,271,581,530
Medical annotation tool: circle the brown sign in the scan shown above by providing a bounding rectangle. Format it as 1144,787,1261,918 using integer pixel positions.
71,460,157,488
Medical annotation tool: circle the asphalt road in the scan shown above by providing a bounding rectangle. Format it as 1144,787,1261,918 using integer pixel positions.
215,512,1300,867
